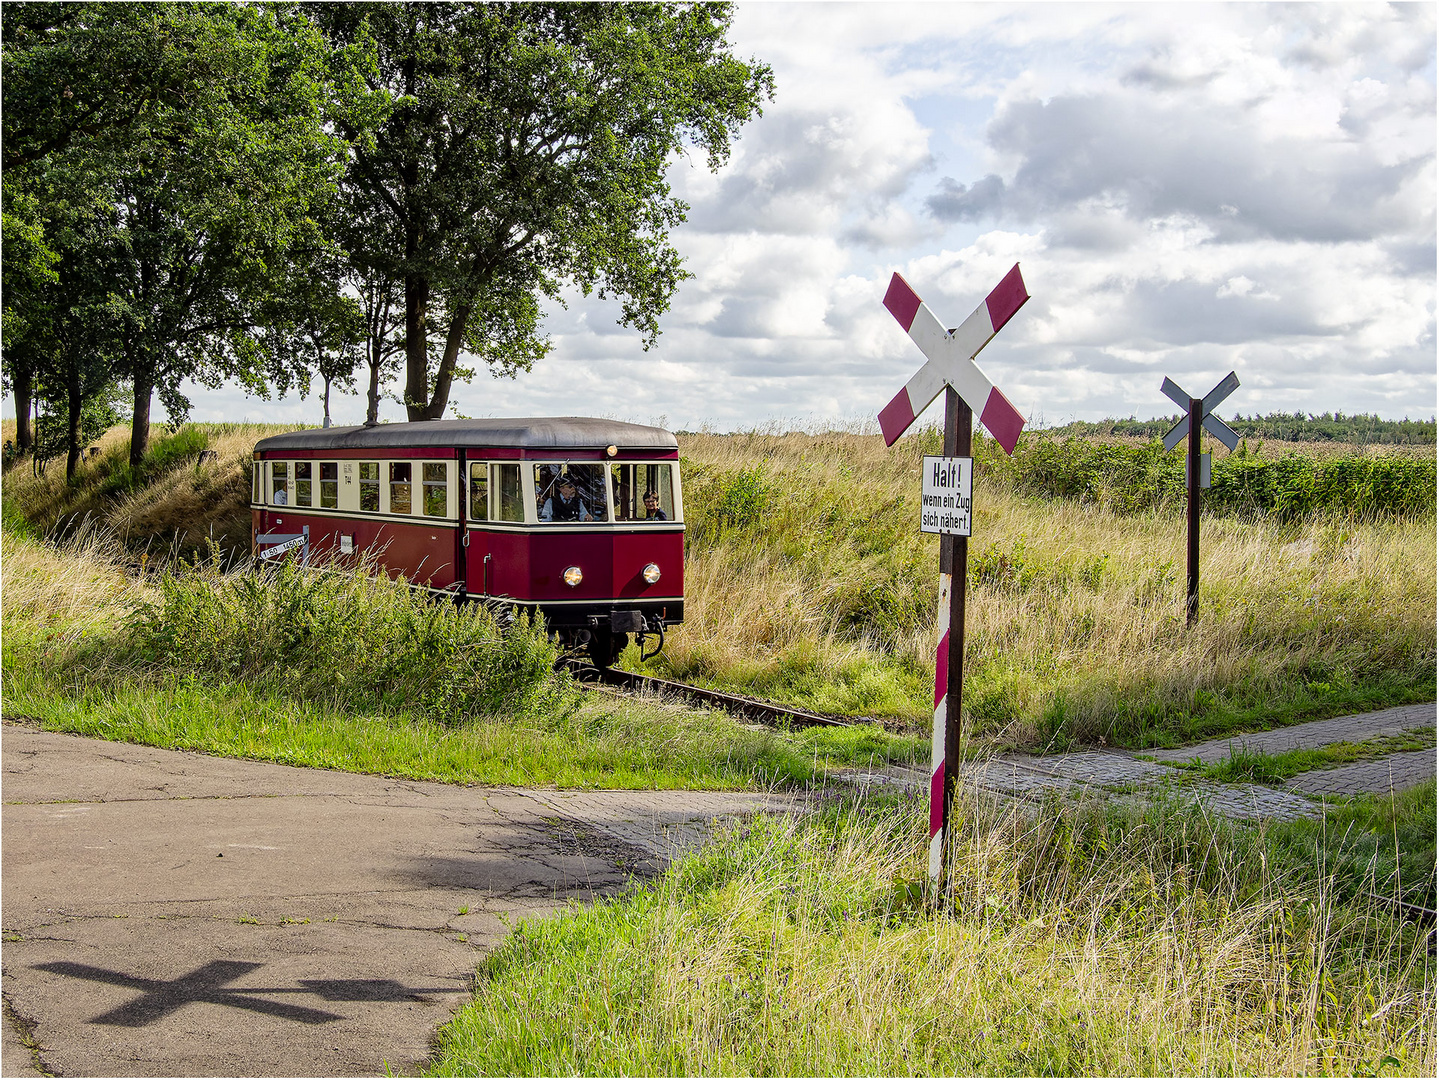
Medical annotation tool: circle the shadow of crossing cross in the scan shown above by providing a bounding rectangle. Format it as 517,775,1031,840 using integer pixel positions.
34,960,454,1027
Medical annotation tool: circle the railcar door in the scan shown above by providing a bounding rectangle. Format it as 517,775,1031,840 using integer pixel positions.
464,460,527,600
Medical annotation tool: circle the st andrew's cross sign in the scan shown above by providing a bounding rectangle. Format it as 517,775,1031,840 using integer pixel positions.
878,264,1030,886
1158,371,1240,625
879,265,1029,451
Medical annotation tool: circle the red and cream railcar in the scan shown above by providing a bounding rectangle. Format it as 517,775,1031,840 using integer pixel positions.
251,418,683,665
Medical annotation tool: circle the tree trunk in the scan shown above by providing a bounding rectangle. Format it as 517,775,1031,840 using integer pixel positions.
130,366,153,468
404,273,430,421
65,364,82,482
14,364,34,452
365,347,381,426
425,301,473,420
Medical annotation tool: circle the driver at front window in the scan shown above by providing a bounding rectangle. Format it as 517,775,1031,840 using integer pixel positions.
540,477,593,521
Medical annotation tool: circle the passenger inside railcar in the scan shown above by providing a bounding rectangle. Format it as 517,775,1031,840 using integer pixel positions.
537,464,606,522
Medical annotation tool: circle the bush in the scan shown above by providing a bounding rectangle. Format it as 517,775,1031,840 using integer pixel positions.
978,436,1437,519
127,557,576,720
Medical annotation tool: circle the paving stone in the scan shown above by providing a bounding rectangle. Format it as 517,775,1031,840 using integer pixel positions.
998,750,1175,788
1149,702,1436,764
1286,749,1437,797
1187,783,1322,822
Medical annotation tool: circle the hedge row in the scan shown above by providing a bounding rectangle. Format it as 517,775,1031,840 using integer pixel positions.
974,437,1437,519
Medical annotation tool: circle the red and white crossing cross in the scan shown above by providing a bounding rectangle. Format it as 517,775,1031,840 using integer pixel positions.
878,264,1030,453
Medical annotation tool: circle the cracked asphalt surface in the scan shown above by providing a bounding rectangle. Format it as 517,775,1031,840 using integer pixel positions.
0,723,796,1077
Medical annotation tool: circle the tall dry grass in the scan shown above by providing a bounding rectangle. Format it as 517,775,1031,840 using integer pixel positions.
2,422,290,556
667,431,1436,743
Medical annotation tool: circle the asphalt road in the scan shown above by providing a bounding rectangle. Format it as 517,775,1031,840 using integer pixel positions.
0,723,793,1077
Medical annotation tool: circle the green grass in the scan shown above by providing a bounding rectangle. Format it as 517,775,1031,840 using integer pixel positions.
1176,729,1437,785
427,791,1436,1076
2,644,922,790
0,526,923,788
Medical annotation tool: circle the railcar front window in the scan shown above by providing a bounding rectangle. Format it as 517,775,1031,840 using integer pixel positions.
536,463,607,523
422,463,447,517
320,463,338,508
389,462,412,514
494,463,523,523
611,463,676,522
295,462,312,507
359,462,380,512
469,463,489,521
271,462,289,505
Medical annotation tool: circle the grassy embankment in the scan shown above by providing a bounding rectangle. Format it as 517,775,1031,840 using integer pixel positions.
1,509,921,789
663,429,1435,747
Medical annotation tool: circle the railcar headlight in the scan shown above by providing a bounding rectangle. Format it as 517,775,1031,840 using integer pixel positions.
642,562,661,584
563,565,583,587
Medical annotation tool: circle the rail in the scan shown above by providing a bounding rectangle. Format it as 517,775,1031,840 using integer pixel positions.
577,667,854,729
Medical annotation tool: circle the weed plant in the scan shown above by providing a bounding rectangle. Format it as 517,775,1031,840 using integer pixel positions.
128,555,573,720
429,788,1436,1076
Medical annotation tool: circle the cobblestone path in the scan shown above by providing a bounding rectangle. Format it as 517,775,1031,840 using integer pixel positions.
841,702,1436,823
1147,702,1435,764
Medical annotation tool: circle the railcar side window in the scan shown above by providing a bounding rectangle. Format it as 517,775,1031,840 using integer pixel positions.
422,463,447,517
536,463,607,523
252,463,261,504
270,462,289,505
359,462,380,512
295,462,312,507
611,463,675,522
469,463,488,521
493,463,523,523
319,463,338,509
389,462,412,514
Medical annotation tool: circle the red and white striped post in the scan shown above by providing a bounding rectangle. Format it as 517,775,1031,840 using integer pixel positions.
879,265,1030,885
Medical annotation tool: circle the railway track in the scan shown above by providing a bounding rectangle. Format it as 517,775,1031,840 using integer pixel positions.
577,666,855,729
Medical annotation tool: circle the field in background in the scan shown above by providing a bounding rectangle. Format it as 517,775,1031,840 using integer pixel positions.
666,429,1435,747
2,420,1434,749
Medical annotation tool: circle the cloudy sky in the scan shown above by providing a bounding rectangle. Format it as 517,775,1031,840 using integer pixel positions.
31,1,1439,432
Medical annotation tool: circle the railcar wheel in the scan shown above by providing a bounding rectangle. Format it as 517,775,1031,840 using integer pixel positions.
588,628,627,669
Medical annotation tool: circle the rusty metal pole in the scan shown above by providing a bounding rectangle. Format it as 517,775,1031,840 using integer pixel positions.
938,387,971,884
1186,396,1201,625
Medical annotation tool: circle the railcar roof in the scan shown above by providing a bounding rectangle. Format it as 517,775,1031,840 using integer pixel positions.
253,417,678,453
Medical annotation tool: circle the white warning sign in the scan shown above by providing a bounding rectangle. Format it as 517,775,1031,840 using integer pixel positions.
920,456,972,537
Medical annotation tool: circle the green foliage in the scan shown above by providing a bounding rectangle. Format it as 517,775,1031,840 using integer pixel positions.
0,498,39,541
95,425,211,496
127,557,574,720
1045,412,1436,445
316,1,775,420
978,436,1437,519
4,1,353,466
694,465,777,534
1190,729,1436,786
1266,780,1437,911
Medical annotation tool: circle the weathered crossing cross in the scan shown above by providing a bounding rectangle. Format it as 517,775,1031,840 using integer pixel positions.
1158,371,1241,624
1161,371,1240,452
878,264,1030,885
